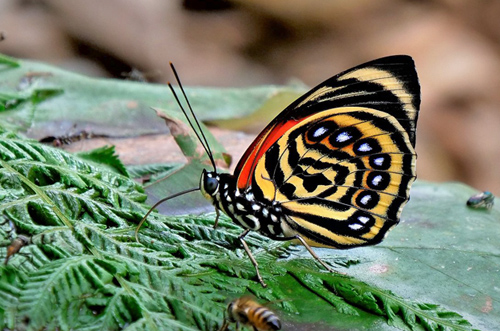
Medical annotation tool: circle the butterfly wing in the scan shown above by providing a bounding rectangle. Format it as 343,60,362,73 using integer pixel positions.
234,55,420,248
234,55,419,189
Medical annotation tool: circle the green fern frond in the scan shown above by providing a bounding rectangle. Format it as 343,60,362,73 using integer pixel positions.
77,145,129,177
18,256,124,327
0,128,482,331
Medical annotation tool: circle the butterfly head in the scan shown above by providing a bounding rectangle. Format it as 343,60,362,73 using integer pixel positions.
200,169,219,200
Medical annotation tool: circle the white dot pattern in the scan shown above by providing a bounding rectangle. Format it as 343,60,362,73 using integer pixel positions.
336,131,352,142
358,142,372,152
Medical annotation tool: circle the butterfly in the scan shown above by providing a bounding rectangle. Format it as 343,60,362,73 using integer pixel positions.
137,55,420,287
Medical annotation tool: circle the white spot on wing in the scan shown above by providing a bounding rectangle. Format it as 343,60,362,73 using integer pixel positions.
372,175,382,186
236,203,245,211
360,195,371,205
313,126,327,138
252,204,261,211
374,157,384,166
358,142,372,152
358,216,370,224
336,131,351,142
349,223,364,230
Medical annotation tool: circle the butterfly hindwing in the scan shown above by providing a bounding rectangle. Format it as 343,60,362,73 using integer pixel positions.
253,107,416,247
237,55,420,248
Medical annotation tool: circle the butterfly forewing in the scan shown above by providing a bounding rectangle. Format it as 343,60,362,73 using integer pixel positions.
238,55,419,248
234,55,419,191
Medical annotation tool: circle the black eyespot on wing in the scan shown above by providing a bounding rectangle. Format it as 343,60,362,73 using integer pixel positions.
355,190,380,209
353,138,382,156
366,171,391,190
328,127,362,148
307,120,339,143
369,154,392,170
347,210,376,234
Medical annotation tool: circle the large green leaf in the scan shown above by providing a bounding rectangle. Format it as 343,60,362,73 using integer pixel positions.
0,55,302,139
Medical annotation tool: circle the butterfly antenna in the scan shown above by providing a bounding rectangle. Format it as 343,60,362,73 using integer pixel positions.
167,82,216,171
169,63,217,171
135,187,199,242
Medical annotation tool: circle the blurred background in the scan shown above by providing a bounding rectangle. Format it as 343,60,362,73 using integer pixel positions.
1,0,499,194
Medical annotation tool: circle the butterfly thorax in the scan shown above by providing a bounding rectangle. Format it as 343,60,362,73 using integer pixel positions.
200,170,285,237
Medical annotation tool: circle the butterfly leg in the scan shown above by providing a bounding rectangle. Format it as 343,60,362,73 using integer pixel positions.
238,229,267,287
272,234,341,274
213,208,221,229
293,235,337,273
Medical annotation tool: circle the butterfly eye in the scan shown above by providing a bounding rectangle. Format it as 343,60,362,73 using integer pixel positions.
203,173,219,195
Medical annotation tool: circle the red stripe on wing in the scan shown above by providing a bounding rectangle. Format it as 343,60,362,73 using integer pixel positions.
235,117,305,190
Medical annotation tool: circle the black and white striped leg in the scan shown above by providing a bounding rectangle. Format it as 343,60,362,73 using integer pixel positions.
238,229,267,287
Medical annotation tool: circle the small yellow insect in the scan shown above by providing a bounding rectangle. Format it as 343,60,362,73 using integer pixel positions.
219,296,281,331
